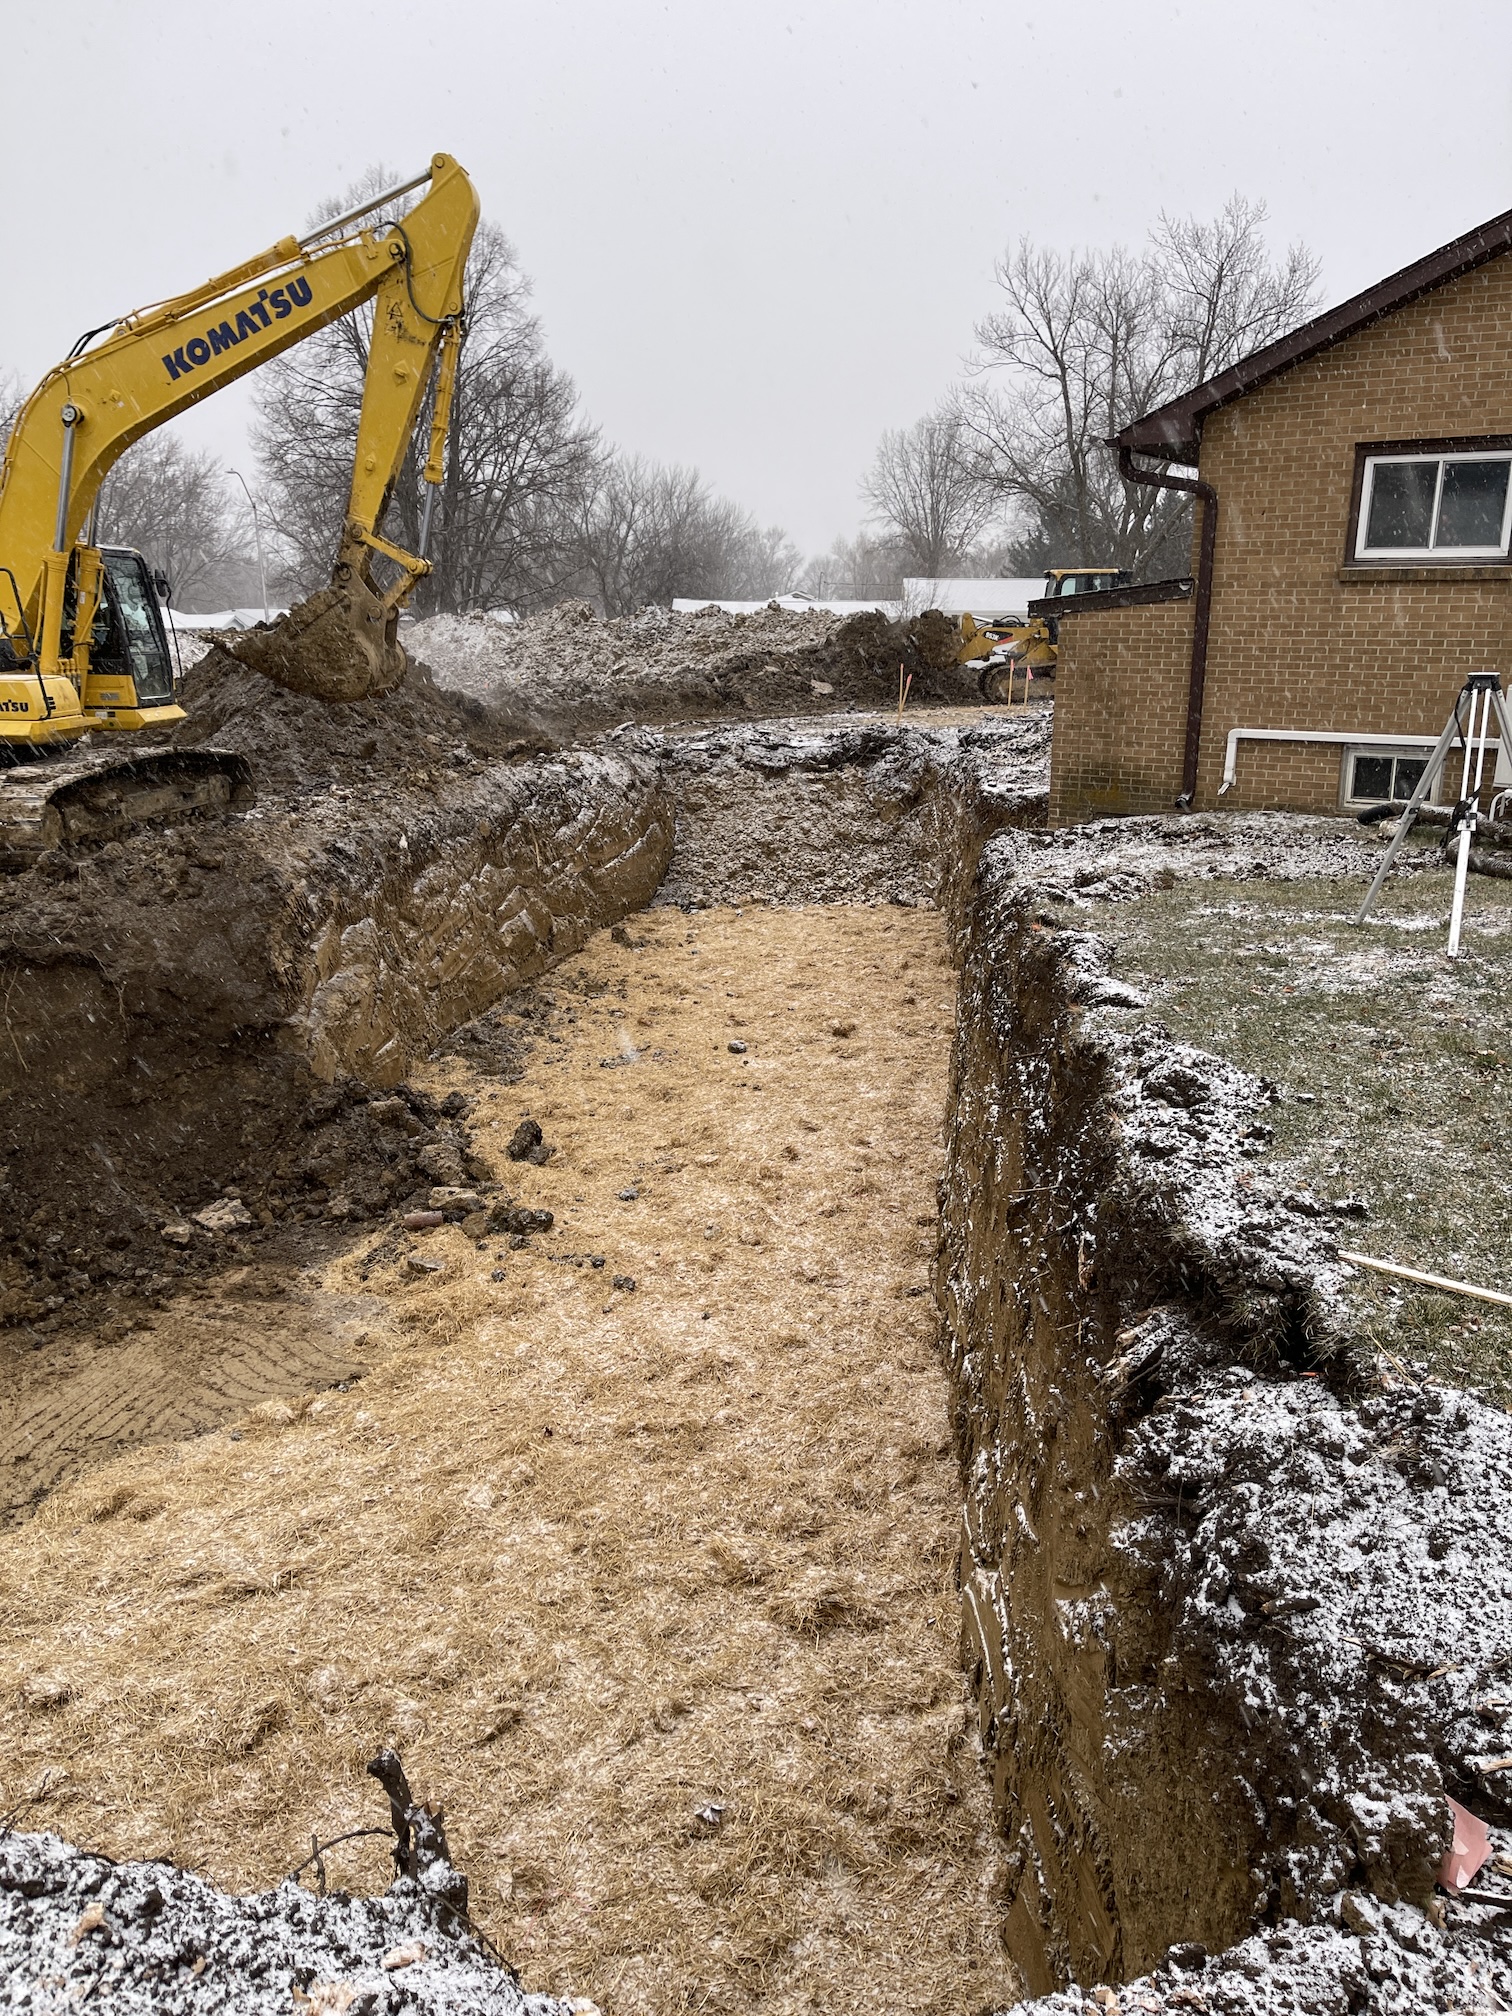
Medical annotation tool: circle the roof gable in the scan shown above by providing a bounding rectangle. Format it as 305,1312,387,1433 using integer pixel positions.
1118,204,1512,465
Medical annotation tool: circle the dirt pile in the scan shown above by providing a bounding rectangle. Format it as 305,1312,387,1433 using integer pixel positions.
939,836,1512,2002
173,644,554,797
402,599,976,736
628,708,1051,910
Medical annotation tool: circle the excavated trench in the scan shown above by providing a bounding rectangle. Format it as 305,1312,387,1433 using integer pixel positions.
0,655,1509,2012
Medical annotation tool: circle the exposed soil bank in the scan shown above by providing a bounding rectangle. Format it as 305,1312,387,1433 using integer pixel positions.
938,834,1512,2007
630,708,1050,911
0,653,671,1366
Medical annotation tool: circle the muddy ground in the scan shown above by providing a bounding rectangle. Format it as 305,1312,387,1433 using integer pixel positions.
0,647,674,1517
0,694,1045,1528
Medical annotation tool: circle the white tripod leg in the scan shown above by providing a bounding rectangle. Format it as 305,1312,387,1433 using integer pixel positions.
1448,820,1474,958
1354,703,1463,925
1447,686,1492,959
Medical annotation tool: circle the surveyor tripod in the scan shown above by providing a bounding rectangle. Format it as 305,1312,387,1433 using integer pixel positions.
1354,671,1512,958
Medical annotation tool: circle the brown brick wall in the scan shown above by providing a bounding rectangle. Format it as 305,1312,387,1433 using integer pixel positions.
1047,597,1193,823
1054,255,1512,825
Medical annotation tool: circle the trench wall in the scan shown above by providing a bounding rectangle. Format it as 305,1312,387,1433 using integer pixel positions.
0,751,672,1281
937,839,1512,1999
290,753,673,1082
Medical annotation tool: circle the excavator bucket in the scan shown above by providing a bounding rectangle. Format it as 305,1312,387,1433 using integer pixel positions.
224,576,408,702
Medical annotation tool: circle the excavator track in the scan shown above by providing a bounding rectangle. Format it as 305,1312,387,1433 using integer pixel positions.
0,747,255,872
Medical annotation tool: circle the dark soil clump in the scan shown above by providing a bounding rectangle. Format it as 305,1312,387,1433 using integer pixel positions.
172,646,555,799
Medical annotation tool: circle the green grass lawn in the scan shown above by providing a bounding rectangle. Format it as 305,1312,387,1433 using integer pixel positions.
1090,859,1512,1403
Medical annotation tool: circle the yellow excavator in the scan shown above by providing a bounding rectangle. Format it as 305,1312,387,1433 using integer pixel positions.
959,567,1129,701
0,152,479,863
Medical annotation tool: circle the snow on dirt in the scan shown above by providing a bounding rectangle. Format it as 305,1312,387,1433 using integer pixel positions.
0,1826,573,2014
400,599,976,736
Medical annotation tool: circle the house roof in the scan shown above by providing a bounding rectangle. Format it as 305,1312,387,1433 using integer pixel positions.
1117,203,1512,466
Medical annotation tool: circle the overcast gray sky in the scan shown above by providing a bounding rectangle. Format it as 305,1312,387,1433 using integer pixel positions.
9,0,1512,554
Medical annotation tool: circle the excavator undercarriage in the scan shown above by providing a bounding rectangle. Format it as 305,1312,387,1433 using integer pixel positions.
0,745,255,872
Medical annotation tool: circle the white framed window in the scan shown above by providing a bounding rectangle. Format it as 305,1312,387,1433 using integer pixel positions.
1354,449,1512,560
1341,745,1436,808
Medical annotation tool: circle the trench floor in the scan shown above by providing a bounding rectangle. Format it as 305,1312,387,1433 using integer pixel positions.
0,903,1020,2016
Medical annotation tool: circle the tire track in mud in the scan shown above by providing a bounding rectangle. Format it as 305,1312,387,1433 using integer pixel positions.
0,1285,394,1520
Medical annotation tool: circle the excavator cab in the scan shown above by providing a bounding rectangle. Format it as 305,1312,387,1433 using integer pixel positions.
62,549,184,730
1040,568,1129,601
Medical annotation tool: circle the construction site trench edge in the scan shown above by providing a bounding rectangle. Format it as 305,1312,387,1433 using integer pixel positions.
0,598,1507,2016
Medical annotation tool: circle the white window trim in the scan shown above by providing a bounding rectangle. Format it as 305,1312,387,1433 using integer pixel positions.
1339,742,1440,809
1355,449,1512,561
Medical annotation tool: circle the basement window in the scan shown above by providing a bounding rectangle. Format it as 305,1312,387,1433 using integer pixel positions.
1342,747,1433,807
1353,446,1512,560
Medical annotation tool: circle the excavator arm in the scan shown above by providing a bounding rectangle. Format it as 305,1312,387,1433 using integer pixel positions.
0,151,479,736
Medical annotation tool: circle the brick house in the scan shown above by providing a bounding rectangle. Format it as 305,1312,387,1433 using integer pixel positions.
1047,208,1512,827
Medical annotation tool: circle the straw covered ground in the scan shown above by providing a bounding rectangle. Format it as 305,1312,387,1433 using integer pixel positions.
0,904,1021,2015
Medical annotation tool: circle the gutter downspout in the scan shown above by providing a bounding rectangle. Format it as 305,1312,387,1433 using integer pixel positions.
1117,444,1217,807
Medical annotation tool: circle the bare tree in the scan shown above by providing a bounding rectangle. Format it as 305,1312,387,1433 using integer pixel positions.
0,367,22,454
572,456,799,612
253,170,598,613
727,520,803,598
797,531,910,601
958,195,1320,576
860,409,997,576
94,432,244,607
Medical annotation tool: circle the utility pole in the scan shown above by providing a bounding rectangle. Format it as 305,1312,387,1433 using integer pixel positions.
229,468,269,622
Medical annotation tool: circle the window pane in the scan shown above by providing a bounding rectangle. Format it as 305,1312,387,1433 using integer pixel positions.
102,552,174,704
1364,461,1437,548
1352,754,1394,800
1435,458,1510,549
1392,757,1428,799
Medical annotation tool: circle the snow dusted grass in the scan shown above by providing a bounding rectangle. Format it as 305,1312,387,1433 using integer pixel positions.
1100,867,1512,1404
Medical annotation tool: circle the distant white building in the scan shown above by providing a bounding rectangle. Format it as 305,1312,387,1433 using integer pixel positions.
671,581,1051,622
671,594,897,618
901,578,1045,620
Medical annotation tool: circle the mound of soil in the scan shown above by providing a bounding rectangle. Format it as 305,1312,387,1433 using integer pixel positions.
401,599,975,734
172,645,554,800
